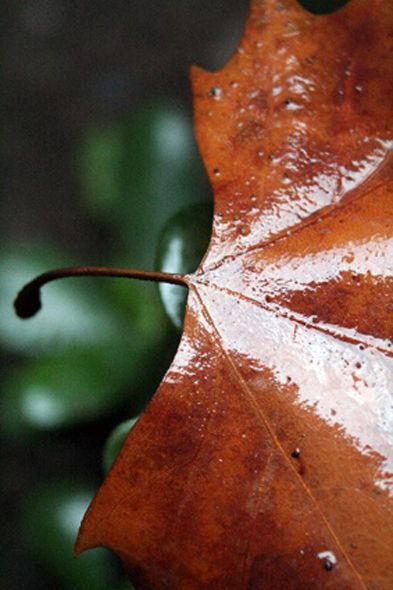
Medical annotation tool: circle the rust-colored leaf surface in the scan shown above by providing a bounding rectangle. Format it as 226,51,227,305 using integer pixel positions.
77,1,393,588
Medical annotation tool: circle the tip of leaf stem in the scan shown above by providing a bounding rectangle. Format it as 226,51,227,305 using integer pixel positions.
14,285,42,319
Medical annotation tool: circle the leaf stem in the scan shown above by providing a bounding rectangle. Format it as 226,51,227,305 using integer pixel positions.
14,265,188,319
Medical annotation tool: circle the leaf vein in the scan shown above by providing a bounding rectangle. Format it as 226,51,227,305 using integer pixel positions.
193,285,368,590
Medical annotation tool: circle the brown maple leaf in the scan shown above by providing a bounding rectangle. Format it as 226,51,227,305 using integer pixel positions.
16,0,393,588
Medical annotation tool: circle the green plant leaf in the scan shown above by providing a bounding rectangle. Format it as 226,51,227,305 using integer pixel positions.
156,201,213,329
102,418,138,474
297,0,350,14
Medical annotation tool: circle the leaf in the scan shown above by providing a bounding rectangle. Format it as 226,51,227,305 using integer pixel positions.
156,201,213,330
77,0,393,588
103,419,138,474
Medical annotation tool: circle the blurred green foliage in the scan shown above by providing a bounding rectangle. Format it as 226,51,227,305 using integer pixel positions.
78,102,211,268
2,100,212,589
22,482,120,590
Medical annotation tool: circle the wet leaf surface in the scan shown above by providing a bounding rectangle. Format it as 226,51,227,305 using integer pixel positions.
77,1,393,588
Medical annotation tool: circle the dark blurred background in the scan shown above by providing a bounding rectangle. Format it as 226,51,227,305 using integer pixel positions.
2,0,249,250
0,2,249,589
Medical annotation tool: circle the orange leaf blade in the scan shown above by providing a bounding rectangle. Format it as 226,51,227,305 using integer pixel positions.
77,1,393,588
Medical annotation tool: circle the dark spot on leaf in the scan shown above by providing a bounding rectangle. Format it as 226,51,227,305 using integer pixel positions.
208,87,222,98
